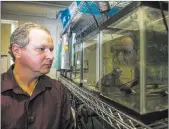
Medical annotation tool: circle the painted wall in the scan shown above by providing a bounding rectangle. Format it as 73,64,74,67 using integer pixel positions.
1,23,11,55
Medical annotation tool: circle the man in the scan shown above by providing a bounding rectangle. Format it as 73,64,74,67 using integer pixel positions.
1,22,73,129
111,36,137,66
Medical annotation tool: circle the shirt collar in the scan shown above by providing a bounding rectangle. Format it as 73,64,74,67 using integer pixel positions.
1,64,52,93
1,64,18,92
38,75,53,88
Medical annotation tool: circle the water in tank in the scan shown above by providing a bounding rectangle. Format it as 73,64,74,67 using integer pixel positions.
98,4,168,115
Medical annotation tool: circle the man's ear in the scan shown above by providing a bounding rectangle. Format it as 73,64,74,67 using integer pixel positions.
12,44,22,59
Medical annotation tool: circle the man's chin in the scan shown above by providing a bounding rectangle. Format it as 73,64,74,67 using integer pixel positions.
40,69,50,75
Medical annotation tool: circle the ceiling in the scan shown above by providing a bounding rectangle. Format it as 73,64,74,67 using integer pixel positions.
34,1,72,7
1,1,72,19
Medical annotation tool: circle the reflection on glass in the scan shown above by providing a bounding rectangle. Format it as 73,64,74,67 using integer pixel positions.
111,36,137,66
99,6,168,114
72,44,81,84
83,35,98,91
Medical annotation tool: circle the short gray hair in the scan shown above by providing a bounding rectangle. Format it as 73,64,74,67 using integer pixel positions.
9,22,51,62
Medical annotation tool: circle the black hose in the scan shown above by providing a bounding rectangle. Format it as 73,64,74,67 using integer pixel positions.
159,2,168,32
85,1,100,30
90,112,95,129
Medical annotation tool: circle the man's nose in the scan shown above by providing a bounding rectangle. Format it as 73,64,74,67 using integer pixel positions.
46,49,54,61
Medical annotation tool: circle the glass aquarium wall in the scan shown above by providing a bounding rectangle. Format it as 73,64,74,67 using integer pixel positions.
83,34,99,91
144,6,168,113
99,6,168,114
72,43,82,84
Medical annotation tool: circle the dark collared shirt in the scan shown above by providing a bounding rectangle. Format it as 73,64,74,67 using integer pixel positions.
1,65,73,129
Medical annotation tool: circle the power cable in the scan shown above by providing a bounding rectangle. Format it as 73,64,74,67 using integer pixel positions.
85,1,100,30
159,2,168,32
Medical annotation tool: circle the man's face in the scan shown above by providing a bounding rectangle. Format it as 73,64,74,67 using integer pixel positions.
19,28,54,76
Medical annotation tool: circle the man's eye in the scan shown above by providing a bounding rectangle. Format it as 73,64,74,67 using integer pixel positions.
39,48,45,51
50,48,54,52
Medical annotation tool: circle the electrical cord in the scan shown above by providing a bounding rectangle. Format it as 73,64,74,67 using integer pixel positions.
159,1,168,32
78,104,89,129
91,116,95,129
105,12,109,20
89,111,95,129
85,1,100,30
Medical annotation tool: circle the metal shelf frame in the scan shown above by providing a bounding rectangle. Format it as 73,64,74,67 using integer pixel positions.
60,76,168,129
59,1,168,129
61,1,132,40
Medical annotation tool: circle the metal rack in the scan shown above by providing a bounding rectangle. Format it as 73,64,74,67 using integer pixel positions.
60,76,168,129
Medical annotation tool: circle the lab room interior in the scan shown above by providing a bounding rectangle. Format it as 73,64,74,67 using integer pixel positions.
1,1,168,129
